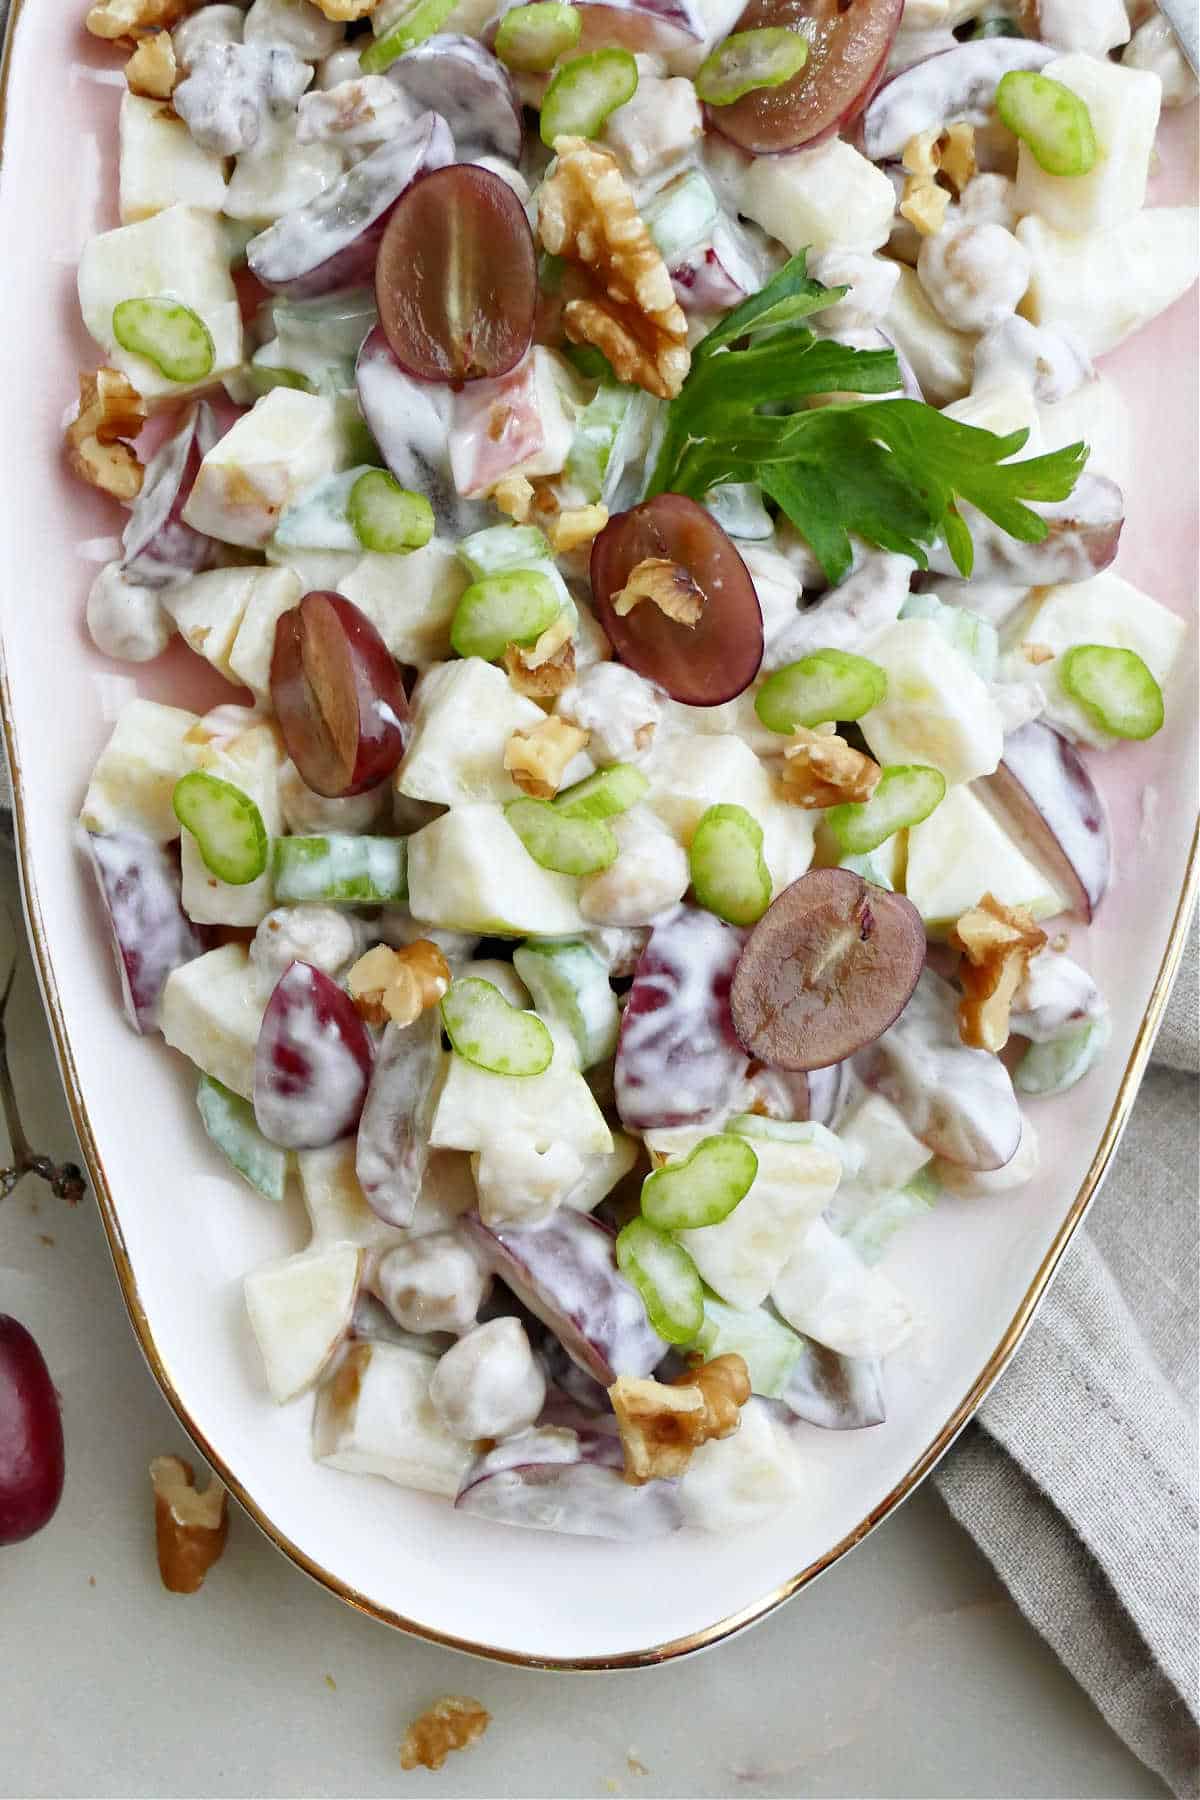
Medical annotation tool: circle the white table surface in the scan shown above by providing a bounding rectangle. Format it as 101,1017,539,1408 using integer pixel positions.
0,854,1166,1800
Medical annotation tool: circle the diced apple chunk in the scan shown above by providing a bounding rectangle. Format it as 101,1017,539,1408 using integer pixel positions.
430,1048,613,1158
227,567,304,701
245,1243,361,1404
676,1139,842,1311
905,781,1071,930
337,540,468,670
395,658,542,807
740,138,895,255
448,349,582,498
183,390,356,548
297,1139,409,1254
119,93,229,223
1017,209,1200,360
884,265,973,407
998,571,1186,748
861,619,1004,786
1013,55,1160,236
407,804,587,936
77,204,242,405
80,698,200,842
180,721,285,927
160,942,267,1098
161,567,265,685
313,1341,473,1496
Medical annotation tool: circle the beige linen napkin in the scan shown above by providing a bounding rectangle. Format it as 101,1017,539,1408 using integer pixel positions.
934,919,1199,1799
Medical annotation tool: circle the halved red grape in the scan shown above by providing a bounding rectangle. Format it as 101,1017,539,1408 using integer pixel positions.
981,719,1111,921
0,1316,65,1546
121,401,220,589
375,165,537,386
253,960,373,1150
82,830,210,1034
270,591,410,800
590,495,763,706
711,0,902,155
614,902,749,1131
730,868,924,1071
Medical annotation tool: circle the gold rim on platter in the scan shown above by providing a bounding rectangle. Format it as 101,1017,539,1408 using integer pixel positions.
1,0,1197,1671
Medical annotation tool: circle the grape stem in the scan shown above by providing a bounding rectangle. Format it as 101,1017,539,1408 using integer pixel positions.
0,949,86,1205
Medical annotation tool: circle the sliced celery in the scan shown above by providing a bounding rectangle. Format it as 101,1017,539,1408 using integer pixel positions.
505,798,618,877
1059,644,1164,741
541,49,638,146
197,1075,288,1203
496,1,581,71
995,69,1098,177
756,649,888,733
554,764,649,821
641,1134,758,1231
616,1217,704,1344
112,297,215,384
273,834,408,906
826,764,945,855
689,803,772,926
359,0,458,71
173,771,267,886
450,571,562,662
696,27,808,106
512,940,619,1068
348,470,434,554
441,976,554,1077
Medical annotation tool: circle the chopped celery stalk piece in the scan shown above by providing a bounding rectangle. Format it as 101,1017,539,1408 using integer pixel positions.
512,942,618,1068
197,1075,288,1203
695,27,809,105
496,0,581,70
695,1294,804,1397
995,70,1098,177
899,591,997,682
616,1217,704,1344
348,470,434,554
172,771,267,885
505,798,618,876
249,364,314,397
360,0,457,70
689,803,771,926
756,649,888,733
540,49,638,147
842,1174,938,1267
112,297,215,384
441,976,554,1077
826,764,945,855
566,381,634,503
971,15,1023,32
458,524,554,579
641,1133,758,1231
450,571,562,662
554,763,649,821
512,940,619,1068
839,846,895,891
1058,645,1164,741
1015,1014,1111,1096
643,170,720,264
273,834,408,905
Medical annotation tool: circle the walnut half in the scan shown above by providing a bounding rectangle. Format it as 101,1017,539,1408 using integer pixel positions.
780,726,882,809
536,138,690,400
347,940,451,1028
609,1353,751,1485
504,715,589,798
86,0,194,41
125,30,177,97
613,557,704,626
400,1697,491,1771
952,892,1047,1052
150,1455,229,1594
66,368,147,502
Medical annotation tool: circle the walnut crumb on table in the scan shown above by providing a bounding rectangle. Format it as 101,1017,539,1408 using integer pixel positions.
399,1697,491,1771
149,1454,229,1594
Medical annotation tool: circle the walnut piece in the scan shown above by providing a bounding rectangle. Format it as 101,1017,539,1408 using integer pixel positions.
66,368,147,501
347,940,451,1028
150,1454,229,1594
902,122,976,198
548,504,609,555
780,727,882,809
87,0,193,40
537,138,690,400
613,557,704,626
400,1697,491,1772
609,1353,751,1484
125,29,177,95
491,473,535,523
900,175,951,237
504,634,576,698
504,715,589,798
952,892,1047,1052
